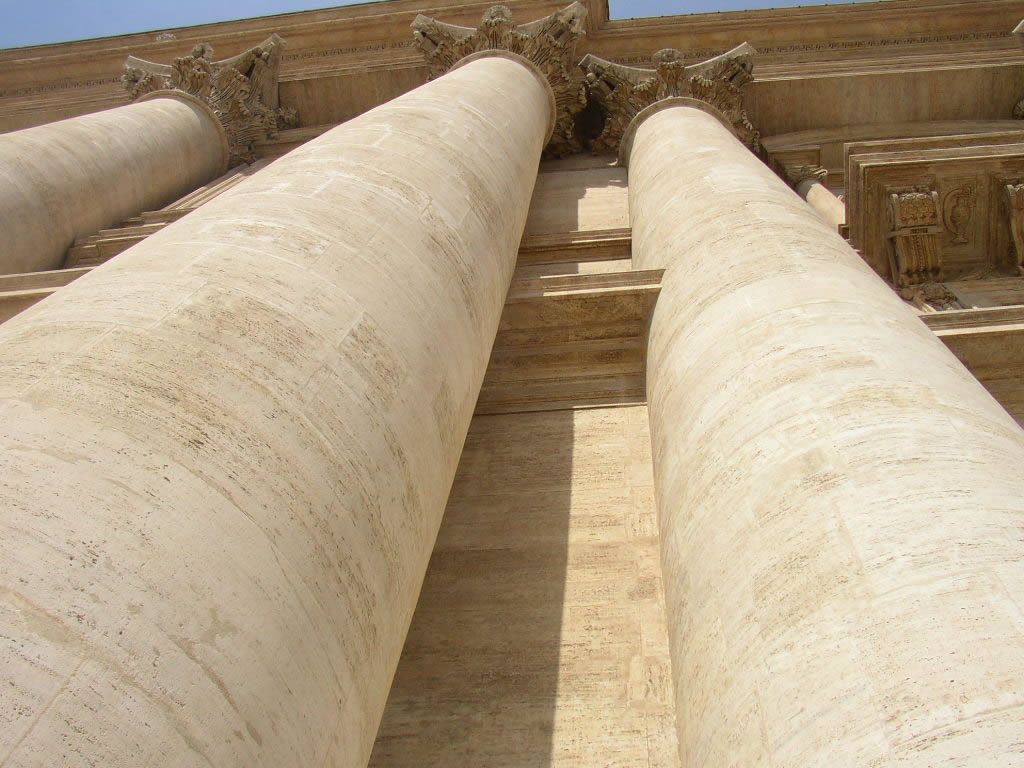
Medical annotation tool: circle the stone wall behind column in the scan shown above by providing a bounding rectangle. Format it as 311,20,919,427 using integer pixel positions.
368,406,679,768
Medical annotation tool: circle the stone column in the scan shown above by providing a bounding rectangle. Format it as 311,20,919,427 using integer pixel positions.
0,5,584,767
0,94,227,275
0,35,293,276
788,164,846,231
589,50,1024,766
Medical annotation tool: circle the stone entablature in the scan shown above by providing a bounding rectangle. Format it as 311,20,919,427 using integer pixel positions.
122,34,298,162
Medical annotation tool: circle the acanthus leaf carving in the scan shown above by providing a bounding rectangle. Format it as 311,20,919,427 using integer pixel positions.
580,43,758,156
887,188,943,286
786,165,828,186
122,35,298,164
411,3,588,158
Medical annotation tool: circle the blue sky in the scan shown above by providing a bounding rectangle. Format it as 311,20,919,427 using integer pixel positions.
0,0,873,49
608,0,876,14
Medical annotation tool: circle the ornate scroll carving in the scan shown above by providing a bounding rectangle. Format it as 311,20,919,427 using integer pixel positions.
1004,183,1024,276
580,44,757,156
122,35,298,163
887,189,943,286
411,3,588,157
898,282,962,312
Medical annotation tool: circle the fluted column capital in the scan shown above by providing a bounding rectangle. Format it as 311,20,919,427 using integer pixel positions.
122,34,298,163
412,3,587,157
581,43,758,157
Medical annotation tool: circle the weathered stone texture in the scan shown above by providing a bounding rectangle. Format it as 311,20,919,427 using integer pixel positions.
628,103,1024,766
0,54,550,767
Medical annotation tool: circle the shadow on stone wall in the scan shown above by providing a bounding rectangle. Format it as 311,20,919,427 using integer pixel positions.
367,409,574,767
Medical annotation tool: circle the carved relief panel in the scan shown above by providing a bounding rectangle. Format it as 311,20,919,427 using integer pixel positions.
887,188,942,286
1003,182,1024,275
941,182,976,246
847,143,1024,285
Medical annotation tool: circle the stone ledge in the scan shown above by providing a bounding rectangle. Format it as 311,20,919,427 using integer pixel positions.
922,304,1024,332
517,227,631,265
925,306,1024,425
478,267,662,414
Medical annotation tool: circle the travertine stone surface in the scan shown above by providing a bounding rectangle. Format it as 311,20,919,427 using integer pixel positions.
369,406,679,768
627,104,1024,766
0,54,550,767
0,94,227,275
523,155,629,235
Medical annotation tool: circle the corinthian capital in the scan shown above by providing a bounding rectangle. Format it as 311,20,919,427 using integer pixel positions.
412,3,588,157
122,34,298,164
786,165,828,186
581,44,757,156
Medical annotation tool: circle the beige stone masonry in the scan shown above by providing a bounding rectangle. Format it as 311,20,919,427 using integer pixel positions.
0,52,551,767
369,406,679,768
626,101,1024,766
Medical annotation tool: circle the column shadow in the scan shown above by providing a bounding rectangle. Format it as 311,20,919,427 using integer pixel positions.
520,154,628,262
367,409,575,768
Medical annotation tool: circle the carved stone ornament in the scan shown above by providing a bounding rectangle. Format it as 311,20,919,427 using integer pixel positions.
1004,182,1024,276
942,184,975,245
122,34,298,163
898,281,962,312
411,3,587,157
580,44,757,156
887,189,943,286
786,165,828,186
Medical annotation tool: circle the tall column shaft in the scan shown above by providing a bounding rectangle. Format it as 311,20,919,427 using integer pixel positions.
0,94,228,275
0,54,551,767
628,103,1024,766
